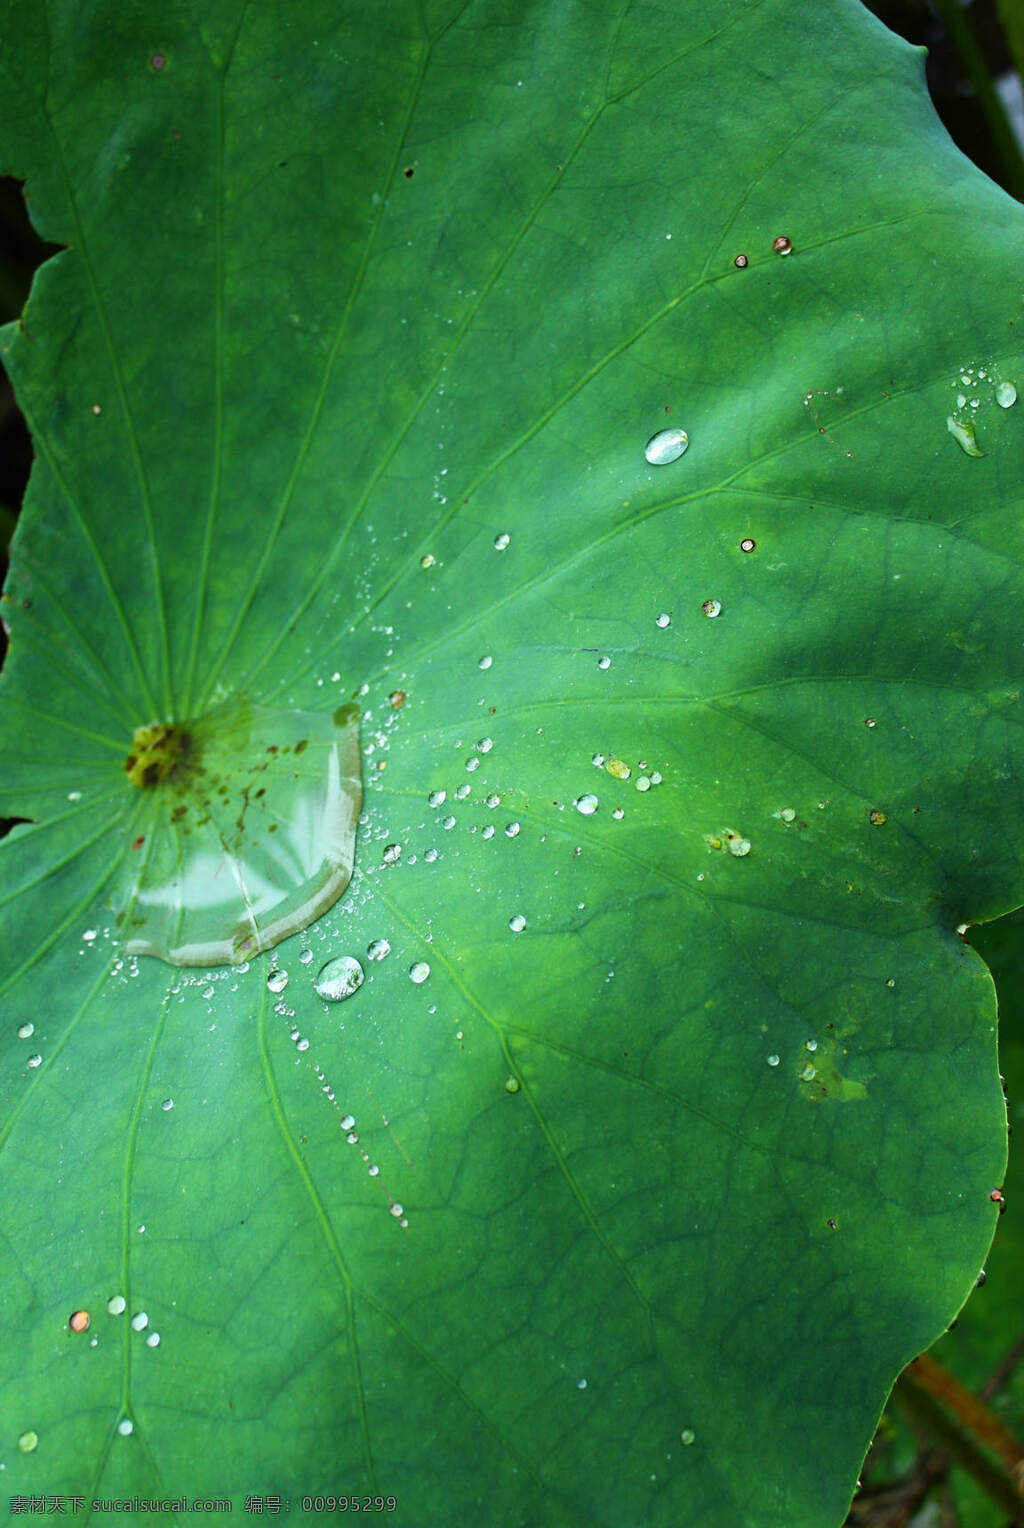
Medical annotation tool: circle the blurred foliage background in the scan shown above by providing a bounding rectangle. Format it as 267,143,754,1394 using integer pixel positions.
0,2,1022,1523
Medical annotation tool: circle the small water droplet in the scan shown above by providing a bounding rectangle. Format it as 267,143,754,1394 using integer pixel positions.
635,776,651,793
644,427,689,465
650,771,662,785
482,824,495,839
117,1418,134,1437
505,821,521,837
67,790,82,802
493,532,510,551
382,842,402,865
772,235,792,255
27,1053,42,1068
776,807,796,822
340,1113,356,1130
18,1430,38,1453
107,1295,126,1316
612,807,624,820
17,1022,34,1039
390,1202,404,1217
885,977,895,989
591,753,605,768
70,1310,90,1333
733,253,748,268
996,380,1017,408
605,757,631,780
726,832,751,856
476,737,494,754
267,969,289,994
740,537,756,553
131,1311,149,1332
145,1331,160,1348
82,928,97,943
805,1038,818,1052
577,1378,587,1389
442,814,456,830
388,690,406,709
314,955,365,1002
509,914,526,932
428,789,446,808
409,961,431,984
420,552,436,568
485,794,500,808
767,1054,780,1067
701,599,722,618
655,612,671,628
597,655,612,670
505,1075,521,1093
161,1098,174,1112
868,808,886,826
681,1428,696,1446
800,1062,817,1081
478,655,493,670
367,938,391,962
947,415,985,456
574,794,599,815
465,757,479,773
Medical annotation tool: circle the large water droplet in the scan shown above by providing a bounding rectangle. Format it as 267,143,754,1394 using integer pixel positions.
314,955,365,1002
114,699,363,967
996,380,1017,408
574,794,599,815
409,961,430,984
644,427,689,465
947,415,985,457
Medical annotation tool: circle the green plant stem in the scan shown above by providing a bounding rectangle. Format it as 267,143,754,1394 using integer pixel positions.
933,0,1024,203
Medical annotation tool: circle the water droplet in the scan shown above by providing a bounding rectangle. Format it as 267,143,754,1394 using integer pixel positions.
947,415,985,456
67,790,82,802
864,717,876,728
296,1037,309,1051
382,842,402,865
868,808,886,826
367,938,391,961
577,1378,587,1389
644,427,689,465
476,737,493,754
767,1054,780,1067
650,771,662,785
996,380,1017,408
70,1310,90,1333
655,612,671,628
27,1053,42,1069
131,1311,149,1332
390,1202,404,1217
482,825,495,839
800,1062,817,1081
428,789,446,808
442,814,456,830
805,1038,818,1052
420,552,436,568
409,961,430,984
597,655,612,670
107,1295,126,1316
740,538,756,553
117,1418,134,1437
776,807,796,822
388,690,406,709
267,969,289,994
17,1022,34,1039
733,253,748,268
478,655,493,670
493,532,510,550
485,794,500,808
885,977,895,989
574,794,599,815
505,821,521,837
591,753,605,768
18,1430,38,1453
314,955,365,1002
161,1098,174,1112
605,757,631,780
727,834,751,857
772,234,792,255
465,757,479,773
509,914,526,932
681,1428,696,1446
701,599,722,618
145,1332,160,1348
635,776,651,793
612,807,624,820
